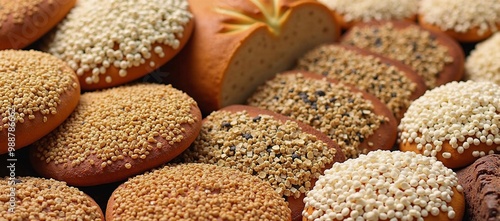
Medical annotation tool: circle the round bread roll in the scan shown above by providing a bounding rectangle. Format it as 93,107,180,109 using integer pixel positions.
399,81,500,169
247,71,398,159
161,0,340,114
457,154,500,221
317,0,419,29
177,105,345,221
465,33,500,85
106,163,291,221
418,0,500,43
303,150,465,221
0,0,76,50
30,83,202,186
0,50,80,154
0,176,104,220
41,0,194,90
341,20,465,89
296,44,427,121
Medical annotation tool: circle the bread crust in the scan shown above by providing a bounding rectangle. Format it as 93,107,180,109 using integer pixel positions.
29,101,202,186
341,20,465,88
332,10,417,30
418,14,500,43
0,0,76,50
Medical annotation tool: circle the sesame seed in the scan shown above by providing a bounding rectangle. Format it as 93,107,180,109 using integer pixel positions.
465,33,500,85
109,163,290,220
0,0,44,26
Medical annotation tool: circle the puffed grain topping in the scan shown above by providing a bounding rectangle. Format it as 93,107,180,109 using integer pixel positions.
32,83,197,169
318,0,419,23
303,150,463,221
0,177,102,220
42,0,192,85
341,23,453,88
465,33,500,85
0,50,78,129
180,110,336,198
296,44,417,118
248,73,387,158
420,0,500,35
0,0,44,28
111,163,290,221
399,81,500,158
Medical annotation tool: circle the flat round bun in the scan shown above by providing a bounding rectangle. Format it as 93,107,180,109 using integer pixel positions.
0,50,80,154
106,163,292,221
247,71,398,159
317,0,419,29
1,176,104,220
399,81,500,169
177,104,345,221
465,33,500,85
0,0,76,50
296,44,427,121
457,154,500,221
42,0,194,90
418,0,500,43
341,20,464,89
303,150,465,221
30,83,202,186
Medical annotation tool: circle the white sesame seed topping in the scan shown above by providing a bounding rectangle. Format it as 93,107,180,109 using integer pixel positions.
465,33,500,85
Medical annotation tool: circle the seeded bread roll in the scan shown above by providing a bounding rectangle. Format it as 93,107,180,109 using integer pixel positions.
248,71,398,159
465,33,500,85
418,0,500,43
177,104,345,221
0,0,76,50
457,154,500,221
399,81,500,169
106,163,292,221
42,0,194,90
30,83,202,186
303,150,465,221
161,0,340,114
317,0,419,29
341,20,465,89
1,177,104,220
296,44,427,121
0,50,80,154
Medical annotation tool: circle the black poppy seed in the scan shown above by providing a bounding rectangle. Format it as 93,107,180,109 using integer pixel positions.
315,90,326,96
221,121,231,128
253,116,262,122
292,153,300,160
242,133,253,139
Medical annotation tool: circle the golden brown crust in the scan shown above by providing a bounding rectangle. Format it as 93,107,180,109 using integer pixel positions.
219,104,345,221
29,102,202,186
291,71,398,153
0,0,76,50
162,0,340,114
418,14,500,43
341,20,465,87
400,136,498,169
79,19,194,91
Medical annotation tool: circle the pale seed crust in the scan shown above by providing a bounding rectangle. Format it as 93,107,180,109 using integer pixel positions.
247,71,397,159
0,50,80,153
341,20,465,89
465,33,500,85
0,176,104,220
296,44,426,121
0,0,76,49
399,81,500,169
29,83,202,186
106,163,291,221
42,0,194,90
303,150,465,221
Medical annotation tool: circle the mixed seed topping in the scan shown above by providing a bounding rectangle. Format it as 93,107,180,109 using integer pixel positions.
0,50,78,128
180,110,336,198
111,163,291,221
296,44,417,118
32,83,197,169
0,177,102,220
248,73,387,158
42,0,192,85
304,150,463,221
341,22,454,88
399,81,500,158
